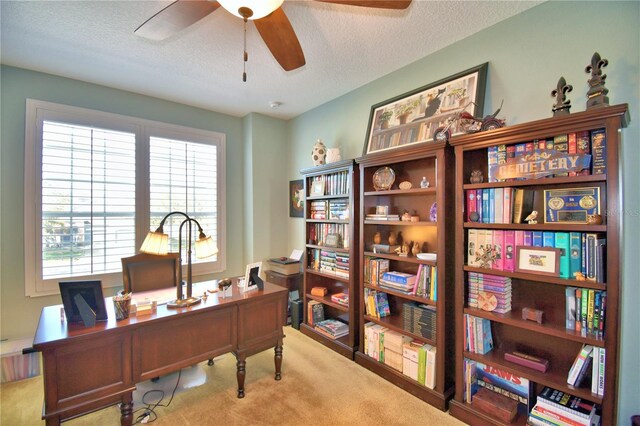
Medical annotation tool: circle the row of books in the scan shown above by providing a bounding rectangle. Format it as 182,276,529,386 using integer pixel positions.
566,288,606,337
369,120,435,152
402,302,436,341
363,323,437,389
467,272,512,314
330,292,349,307
466,187,533,224
363,257,390,286
309,199,350,220
528,386,599,426
464,314,494,355
309,171,350,196
487,128,606,182
308,223,350,249
308,249,351,278
467,229,606,282
567,344,606,396
307,300,325,326
363,288,390,318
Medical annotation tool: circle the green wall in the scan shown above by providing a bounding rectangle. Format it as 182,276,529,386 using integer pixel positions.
286,1,639,421
0,65,248,337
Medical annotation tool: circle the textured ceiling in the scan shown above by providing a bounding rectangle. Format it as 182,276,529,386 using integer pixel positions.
1,1,542,119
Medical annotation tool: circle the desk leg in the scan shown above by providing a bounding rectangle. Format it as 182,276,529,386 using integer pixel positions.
235,355,246,398
274,343,283,380
120,393,134,426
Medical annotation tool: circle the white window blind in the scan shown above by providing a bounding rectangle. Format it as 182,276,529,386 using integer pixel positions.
41,121,136,279
149,137,218,264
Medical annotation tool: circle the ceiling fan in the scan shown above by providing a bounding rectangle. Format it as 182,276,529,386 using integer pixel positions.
135,0,412,78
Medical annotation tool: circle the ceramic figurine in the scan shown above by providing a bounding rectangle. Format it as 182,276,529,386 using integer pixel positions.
326,147,341,163
587,214,603,225
525,210,538,224
470,170,484,184
388,231,397,246
420,177,430,188
311,139,326,166
411,242,421,257
373,232,382,245
401,210,411,222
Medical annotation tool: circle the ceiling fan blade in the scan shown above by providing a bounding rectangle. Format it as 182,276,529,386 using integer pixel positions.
315,0,411,9
135,0,221,41
254,8,305,71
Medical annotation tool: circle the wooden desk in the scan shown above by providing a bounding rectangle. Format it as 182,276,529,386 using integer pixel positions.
33,280,287,426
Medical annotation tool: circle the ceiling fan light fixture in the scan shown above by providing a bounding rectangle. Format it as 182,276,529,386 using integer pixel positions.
218,0,284,20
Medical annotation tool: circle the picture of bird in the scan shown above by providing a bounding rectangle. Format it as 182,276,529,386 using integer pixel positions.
423,88,447,118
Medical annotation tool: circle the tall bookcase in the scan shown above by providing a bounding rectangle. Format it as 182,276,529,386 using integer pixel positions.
449,105,629,425
354,142,455,410
300,160,360,359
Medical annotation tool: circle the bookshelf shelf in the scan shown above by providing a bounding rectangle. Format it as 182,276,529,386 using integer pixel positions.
450,104,629,426
356,141,455,411
300,159,360,359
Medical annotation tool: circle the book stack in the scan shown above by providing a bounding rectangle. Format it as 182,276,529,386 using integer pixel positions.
364,257,389,285
402,302,436,341
330,292,349,307
467,272,512,314
314,318,349,340
334,252,349,279
402,340,423,382
319,250,336,274
328,199,349,220
382,330,411,372
363,288,390,318
363,323,388,361
379,271,416,294
528,387,599,426
464,314,493,355
365,213,400,221
309,200,328,219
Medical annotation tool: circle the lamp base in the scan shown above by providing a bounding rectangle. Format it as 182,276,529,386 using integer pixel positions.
167,296,202,309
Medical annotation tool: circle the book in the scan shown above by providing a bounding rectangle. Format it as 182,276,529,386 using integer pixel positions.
591,347,600,395
530,404,589,426
553,134,569,177
575,288,582,333
482,189,490,223
475,361,531,409
468,229,478,267
424,345,437,389
464,358,478,403
503,187,513,223
568,132,578,176
597,347,605,396
492,230,504,270
565,286,577,330
330,292,349,306
591,128,607,175
555,232,570,279
467,189,477,221
494,187,504,223
576,130,592,176
504,230,516,272
532,231,543,247
543,231,555,248
382,271,416,285
569,232,582,279
487,146,499,182
567,344,594,386
476,189,483,222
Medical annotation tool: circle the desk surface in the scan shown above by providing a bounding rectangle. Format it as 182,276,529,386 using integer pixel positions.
34,280,285,348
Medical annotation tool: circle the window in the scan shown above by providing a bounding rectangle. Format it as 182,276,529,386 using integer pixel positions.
25,100,226,296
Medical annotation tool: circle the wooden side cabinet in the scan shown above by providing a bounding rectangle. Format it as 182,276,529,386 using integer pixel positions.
265,270,302,294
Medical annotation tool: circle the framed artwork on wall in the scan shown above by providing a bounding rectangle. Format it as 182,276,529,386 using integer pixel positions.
363,63,488,156
289,179,304,218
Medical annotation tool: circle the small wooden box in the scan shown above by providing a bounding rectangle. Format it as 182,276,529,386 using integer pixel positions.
472,387,518,423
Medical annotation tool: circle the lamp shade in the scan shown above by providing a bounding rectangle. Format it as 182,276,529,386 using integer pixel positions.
195,235,218,259
218,0,284,19
140,231,169,255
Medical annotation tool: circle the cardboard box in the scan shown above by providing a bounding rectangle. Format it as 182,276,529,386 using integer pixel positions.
1,338,41,383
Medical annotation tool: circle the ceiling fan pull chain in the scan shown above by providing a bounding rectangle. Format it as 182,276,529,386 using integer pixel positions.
243,16,248,82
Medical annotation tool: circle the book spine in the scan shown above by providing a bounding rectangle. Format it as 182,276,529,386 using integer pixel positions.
553,134,569,177
597,347,605,396
488,188,495,223
476,189,483,223
576,130,591,176
567,344,593,385
467,189,477,221
497,144,507,182
591,347,599,395
532,405,586,426
487,146,498,183
568,132,578,176
591,128,607,175
482,190,490,223
543,231,555,248
569,232,582,279
494,187,504,224
565,286,576,330
575,289,582,333
581,289,588,331
555,232,570,279
503,187,513,224
504,230,516,272
532,231,543,247
493,230,504,270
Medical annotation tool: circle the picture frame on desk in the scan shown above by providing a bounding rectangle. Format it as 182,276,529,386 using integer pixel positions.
362,63,487,156
59,280,108,325
242,262,263,292
515,246,560,276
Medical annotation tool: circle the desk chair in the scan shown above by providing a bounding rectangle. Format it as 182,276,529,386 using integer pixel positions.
121,252,180,294
121,252,215,367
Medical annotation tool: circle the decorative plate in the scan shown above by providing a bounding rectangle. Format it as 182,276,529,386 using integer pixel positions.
373,167,395,191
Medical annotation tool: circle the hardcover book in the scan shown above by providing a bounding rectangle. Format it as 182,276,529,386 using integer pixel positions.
567,344,593,386
591,128,607,175
475,361,532,410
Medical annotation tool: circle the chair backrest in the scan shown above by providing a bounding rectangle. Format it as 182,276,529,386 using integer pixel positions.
121,252,180,294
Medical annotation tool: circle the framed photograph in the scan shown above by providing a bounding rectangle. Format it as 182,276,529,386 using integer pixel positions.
59,280,108,324
515,246,560,276
363,63,488,156
242,261,263,293
289,179,304,218
310,179,325,197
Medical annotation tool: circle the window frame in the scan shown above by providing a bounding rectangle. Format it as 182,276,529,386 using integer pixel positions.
24,99,226,297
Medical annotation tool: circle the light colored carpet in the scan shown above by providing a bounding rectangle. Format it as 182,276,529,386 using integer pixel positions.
1,328,465,425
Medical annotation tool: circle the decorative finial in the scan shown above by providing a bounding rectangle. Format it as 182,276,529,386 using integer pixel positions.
551,77,573,117
585,52,610,109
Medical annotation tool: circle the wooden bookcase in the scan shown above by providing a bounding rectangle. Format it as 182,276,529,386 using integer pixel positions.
354,142,455,410
448,105,629,425
300,159,360,359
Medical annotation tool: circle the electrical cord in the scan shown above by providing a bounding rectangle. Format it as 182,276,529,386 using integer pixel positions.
133,369,182,424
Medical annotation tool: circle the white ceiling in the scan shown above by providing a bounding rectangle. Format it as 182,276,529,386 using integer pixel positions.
1,0,542,120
